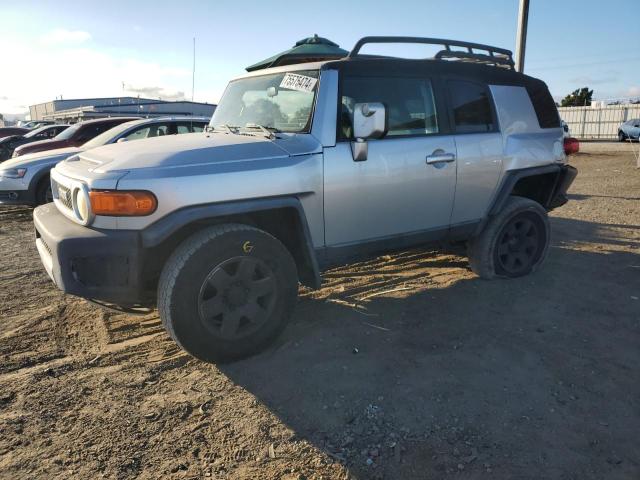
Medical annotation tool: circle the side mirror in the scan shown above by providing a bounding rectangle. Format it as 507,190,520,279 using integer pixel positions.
351,102,386,161
116,137,128,143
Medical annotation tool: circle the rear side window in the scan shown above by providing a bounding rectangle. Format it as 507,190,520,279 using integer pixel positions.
527,83,560,129
448,80,495,133
340,76,439,139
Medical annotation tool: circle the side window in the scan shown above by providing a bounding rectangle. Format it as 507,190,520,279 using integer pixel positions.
340,75,439,139
448,80,495,133
123,126,151,141
177,122,204,133
75,126,98,142
122,124,170,142
527,83,560,129
94,122,119,135
176,122,205,133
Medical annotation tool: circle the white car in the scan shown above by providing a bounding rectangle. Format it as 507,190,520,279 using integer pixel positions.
0,116,208,206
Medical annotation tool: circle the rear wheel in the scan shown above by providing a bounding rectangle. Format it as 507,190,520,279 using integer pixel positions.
158,224,298,363
468,196,550,279
35,176,53,205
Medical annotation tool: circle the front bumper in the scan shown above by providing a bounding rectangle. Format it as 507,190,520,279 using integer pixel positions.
0,177,34,205
0,189,36,205
33,204,150,305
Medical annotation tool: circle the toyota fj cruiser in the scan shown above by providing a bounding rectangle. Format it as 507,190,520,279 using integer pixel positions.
33,37,577,362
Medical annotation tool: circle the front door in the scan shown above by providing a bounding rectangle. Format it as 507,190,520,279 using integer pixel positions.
324,74,457,246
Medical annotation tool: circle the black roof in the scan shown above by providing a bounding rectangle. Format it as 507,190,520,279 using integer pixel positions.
321,56,547,91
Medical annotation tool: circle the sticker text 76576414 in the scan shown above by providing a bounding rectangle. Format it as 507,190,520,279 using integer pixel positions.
279,73,318,93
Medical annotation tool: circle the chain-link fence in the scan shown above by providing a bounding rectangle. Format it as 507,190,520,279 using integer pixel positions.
558,104,640,140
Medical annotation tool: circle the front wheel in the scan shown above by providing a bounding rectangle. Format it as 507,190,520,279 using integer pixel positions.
158,224,298,363
467,196,550,279
618,131,626,142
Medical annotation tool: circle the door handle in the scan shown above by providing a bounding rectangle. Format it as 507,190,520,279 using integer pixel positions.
426,152,456,164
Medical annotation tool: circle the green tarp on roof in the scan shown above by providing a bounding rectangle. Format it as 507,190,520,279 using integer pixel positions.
246,34,348,72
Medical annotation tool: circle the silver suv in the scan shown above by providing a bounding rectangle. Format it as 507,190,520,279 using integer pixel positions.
33,37,577,362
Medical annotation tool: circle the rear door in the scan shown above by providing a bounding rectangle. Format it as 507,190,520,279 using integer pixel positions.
446,79,503,226
323,72,457,246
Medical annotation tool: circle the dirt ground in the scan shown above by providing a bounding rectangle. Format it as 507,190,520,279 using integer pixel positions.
0,142,638,480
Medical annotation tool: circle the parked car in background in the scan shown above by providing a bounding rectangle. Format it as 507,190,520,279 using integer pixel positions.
33,36,577,363
0,127,29,139
0,116,208,206
561,120,570,138
618,118,640,141
12,117,137,158
19,120,55,129
0,124,70,161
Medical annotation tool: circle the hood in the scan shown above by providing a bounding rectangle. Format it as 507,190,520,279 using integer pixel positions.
70,131,322,174
0,146,83,169
15,138,71,156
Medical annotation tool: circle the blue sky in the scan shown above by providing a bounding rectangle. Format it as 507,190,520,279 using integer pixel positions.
1,0,638,116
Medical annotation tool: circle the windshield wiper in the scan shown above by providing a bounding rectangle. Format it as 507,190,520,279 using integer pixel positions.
243,123,280,139
208,124,238,134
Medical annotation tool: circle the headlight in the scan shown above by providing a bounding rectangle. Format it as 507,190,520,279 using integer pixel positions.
0,168,27,178
73,186,92,224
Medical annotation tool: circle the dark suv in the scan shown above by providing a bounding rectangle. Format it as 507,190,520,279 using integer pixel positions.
0,124,70,161
12,117,138,158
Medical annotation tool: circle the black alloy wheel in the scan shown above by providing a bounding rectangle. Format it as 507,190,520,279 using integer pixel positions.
494,214,544,276
197,256,277,340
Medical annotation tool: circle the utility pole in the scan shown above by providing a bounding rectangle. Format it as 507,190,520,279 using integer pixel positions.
515,0,530,72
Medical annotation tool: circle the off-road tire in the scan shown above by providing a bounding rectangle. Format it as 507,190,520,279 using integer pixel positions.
158,223,298,363
467,196,550,279
35,176,53,205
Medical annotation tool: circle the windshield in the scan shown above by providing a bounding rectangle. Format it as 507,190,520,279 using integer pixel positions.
210,70,319,133
55,123,81,140
82,121,138,149
24,126,51,138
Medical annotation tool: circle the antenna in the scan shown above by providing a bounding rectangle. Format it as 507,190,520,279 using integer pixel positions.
192,37,196,102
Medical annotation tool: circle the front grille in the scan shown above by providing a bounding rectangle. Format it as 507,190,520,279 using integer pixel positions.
40,237,52,257
54,179,73,211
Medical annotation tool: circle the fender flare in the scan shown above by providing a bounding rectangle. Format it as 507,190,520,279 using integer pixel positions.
474,163,577,236
489,164,568,215
140,196,321,288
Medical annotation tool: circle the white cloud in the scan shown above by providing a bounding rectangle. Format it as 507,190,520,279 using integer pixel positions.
41,29,92,45
626,86,640,97
0,37,222,116
124,84,186,101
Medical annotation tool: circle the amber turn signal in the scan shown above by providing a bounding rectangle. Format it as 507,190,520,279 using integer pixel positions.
89,190,157,216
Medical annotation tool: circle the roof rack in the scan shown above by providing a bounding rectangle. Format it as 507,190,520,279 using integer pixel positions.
347,36,515,70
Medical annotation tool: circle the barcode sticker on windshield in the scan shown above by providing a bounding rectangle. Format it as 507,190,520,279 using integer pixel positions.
279,73,317,93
